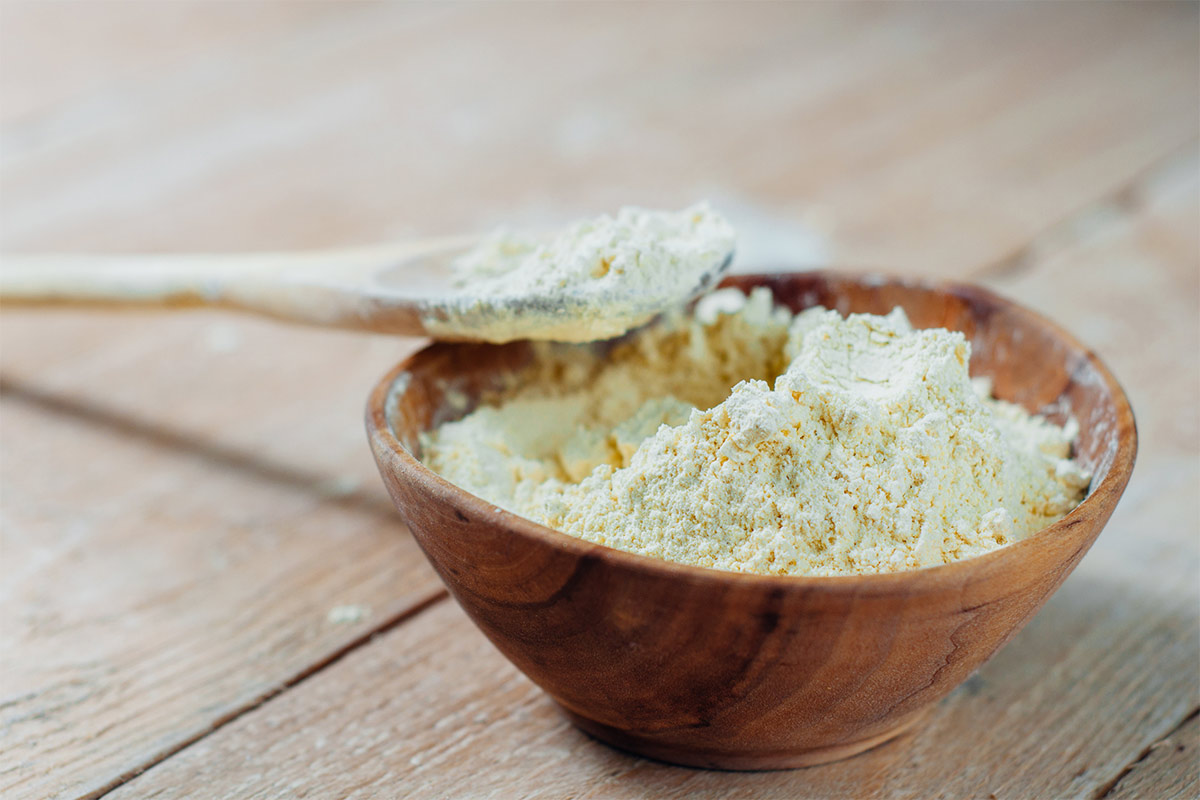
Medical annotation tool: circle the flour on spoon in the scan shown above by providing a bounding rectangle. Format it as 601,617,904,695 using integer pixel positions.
421,203,736,343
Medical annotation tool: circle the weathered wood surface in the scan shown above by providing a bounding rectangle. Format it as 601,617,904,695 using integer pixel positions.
0,317,448,800
1,2,1195,270
104,147,1200,800
1,2,1197,798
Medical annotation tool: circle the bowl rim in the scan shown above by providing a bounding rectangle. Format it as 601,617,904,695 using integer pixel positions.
366,270,1137,591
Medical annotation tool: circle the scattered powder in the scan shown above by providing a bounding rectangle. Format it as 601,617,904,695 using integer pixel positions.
420,288,1090,577
422,204,735,343
327,604,371,625
200,321,243,354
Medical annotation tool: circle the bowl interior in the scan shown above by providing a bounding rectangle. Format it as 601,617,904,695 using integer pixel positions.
385,272,1130,496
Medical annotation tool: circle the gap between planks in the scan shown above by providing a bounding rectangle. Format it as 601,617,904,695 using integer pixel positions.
79,591,450,800
0,375,399,522
41,139,1200,799
975,140,1199,281
1091,706,1200,800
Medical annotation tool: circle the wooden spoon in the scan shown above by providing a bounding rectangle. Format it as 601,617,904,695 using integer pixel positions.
0,240,734,342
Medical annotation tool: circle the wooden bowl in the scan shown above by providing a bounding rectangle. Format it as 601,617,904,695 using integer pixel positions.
366,272,1136,770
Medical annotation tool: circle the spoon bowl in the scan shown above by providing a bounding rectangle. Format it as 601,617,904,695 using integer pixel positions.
419,249,734,342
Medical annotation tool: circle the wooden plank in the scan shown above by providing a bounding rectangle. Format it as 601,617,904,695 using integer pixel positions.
1103,712,1200,800
0,312,449,800
102,599,654,800
1,2,1194,276
0,1,349,124
105,139,1200,799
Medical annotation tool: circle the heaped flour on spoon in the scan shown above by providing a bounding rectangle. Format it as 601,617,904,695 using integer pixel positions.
426,203,735,343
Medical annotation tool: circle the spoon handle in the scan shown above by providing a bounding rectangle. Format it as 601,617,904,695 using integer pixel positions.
0,240,464,335
0,252,290,308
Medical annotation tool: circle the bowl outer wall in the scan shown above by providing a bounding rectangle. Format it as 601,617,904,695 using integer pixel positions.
365,271,1137,769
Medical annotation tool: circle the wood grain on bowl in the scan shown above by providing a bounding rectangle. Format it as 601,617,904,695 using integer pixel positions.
366,272,1136,770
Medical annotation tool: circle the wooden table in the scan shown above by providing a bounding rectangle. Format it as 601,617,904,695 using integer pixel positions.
2,3,1197,798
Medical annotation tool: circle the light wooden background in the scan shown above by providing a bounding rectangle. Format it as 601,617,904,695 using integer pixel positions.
1,3,1197,799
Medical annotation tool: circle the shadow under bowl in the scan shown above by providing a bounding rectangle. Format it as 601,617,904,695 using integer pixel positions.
366,271,1136,770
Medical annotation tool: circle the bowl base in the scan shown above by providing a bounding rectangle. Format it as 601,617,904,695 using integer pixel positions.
560,706,930,771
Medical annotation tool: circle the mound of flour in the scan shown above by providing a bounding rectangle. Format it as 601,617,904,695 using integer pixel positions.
421,288,1089,576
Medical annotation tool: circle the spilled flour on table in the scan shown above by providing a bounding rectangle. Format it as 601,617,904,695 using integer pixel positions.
421,288,1090,576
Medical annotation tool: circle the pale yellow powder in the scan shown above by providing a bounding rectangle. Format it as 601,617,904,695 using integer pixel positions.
425,204,736,343
420,288,1090,577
